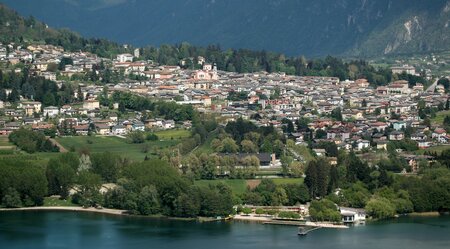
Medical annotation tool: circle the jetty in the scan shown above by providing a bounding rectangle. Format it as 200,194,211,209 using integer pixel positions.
298,226,322,236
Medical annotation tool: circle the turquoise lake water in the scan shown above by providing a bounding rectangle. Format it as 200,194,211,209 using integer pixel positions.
0,211,449,249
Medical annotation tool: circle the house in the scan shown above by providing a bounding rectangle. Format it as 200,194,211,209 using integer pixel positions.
411,133,427,141
376,141,388,150
163,120,175,129
313,148,326,157
218,153,278,168
19,101,42,114
389,131,404,141
116,53,134,63
391,65,416,75
392,121,406,131
43,106,60,118
432,128,447,140
74,125,89,136
356,140,370,151
112,124,127,135
83,100,100,110
417,140,431,149
96,123,110,135
340,207,366,223
132,121,145,131
145,119,163,128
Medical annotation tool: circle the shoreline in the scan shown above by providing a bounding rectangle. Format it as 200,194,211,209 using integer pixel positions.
0,206,127,216
407,212,441,217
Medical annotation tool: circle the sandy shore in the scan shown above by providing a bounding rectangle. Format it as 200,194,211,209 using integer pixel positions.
407,212,441,217
0,206,127,216
233,214,273,222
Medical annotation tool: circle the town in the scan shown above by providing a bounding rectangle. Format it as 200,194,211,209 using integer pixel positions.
0,41,449,223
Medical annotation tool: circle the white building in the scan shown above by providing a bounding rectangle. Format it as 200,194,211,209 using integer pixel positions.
116,53,134,63
391,65,416,75
112,125,127,135
340,207,366,223
43,106,60,118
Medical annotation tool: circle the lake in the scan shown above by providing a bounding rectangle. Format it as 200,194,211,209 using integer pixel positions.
0,211,449,249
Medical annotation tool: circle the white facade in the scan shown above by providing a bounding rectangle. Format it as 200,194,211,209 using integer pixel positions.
340,207,366,223
117,54,134,63
43,106,60,118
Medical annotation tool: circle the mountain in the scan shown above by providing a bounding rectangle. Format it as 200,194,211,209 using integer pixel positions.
1,0,449,57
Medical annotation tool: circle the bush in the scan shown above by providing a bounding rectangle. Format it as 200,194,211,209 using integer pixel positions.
127,131,145,144
255,208,265,215
242,207,252,215
278,211,300,219
365,197,396,219
146,133,159,141
2,188,22,208
309,199,341,222
8,128,59,153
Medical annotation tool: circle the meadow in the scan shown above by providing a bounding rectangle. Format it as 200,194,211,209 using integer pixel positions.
195,178,304,195
55,136,179,161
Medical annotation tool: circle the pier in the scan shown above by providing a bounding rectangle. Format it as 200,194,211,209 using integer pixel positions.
298,226,322,236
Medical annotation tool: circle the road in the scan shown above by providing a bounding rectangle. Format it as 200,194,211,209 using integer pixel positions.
424,79,439,93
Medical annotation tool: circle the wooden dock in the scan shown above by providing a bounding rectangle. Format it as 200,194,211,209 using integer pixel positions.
298,226,322,236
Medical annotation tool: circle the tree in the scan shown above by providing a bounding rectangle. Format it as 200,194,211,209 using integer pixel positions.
137,185,160,215
175,188,201,217
241,139,258,153
309,199,341,222
271,187,288,206
46,158,76,198
221,137,239,153
127,131,145,144
365,197,396,219
331,107,343,121
7,88,19,102
305,158,331,198
58,57,74,70
282,183,310,205
75,171,102,207
2,188,22,208
91,152,120,182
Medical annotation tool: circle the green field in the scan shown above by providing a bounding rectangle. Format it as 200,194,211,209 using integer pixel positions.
0,136,13,147
193,129,218,154
195,178,305,195
421,145,450,154
43,196,79,207
432,110,450,125
55,136,179,161
154,129,191,140
195,179,248,195
271,178,304,185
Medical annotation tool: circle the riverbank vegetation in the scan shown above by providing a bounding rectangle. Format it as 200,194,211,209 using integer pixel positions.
1,146,449,220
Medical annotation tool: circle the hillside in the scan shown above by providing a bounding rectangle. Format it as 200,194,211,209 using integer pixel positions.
1,0,449,57
0,4,129,58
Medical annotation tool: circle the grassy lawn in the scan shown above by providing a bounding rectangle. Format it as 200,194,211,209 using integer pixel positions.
272,178,304,185
195,179,248,195
288,143,314,163
0,136,13,147
193,129,218,154
43,196,79,207
432,110,450,125
154,129,191,140
195,178,305,195
55,136,179,161
419,145,450,154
